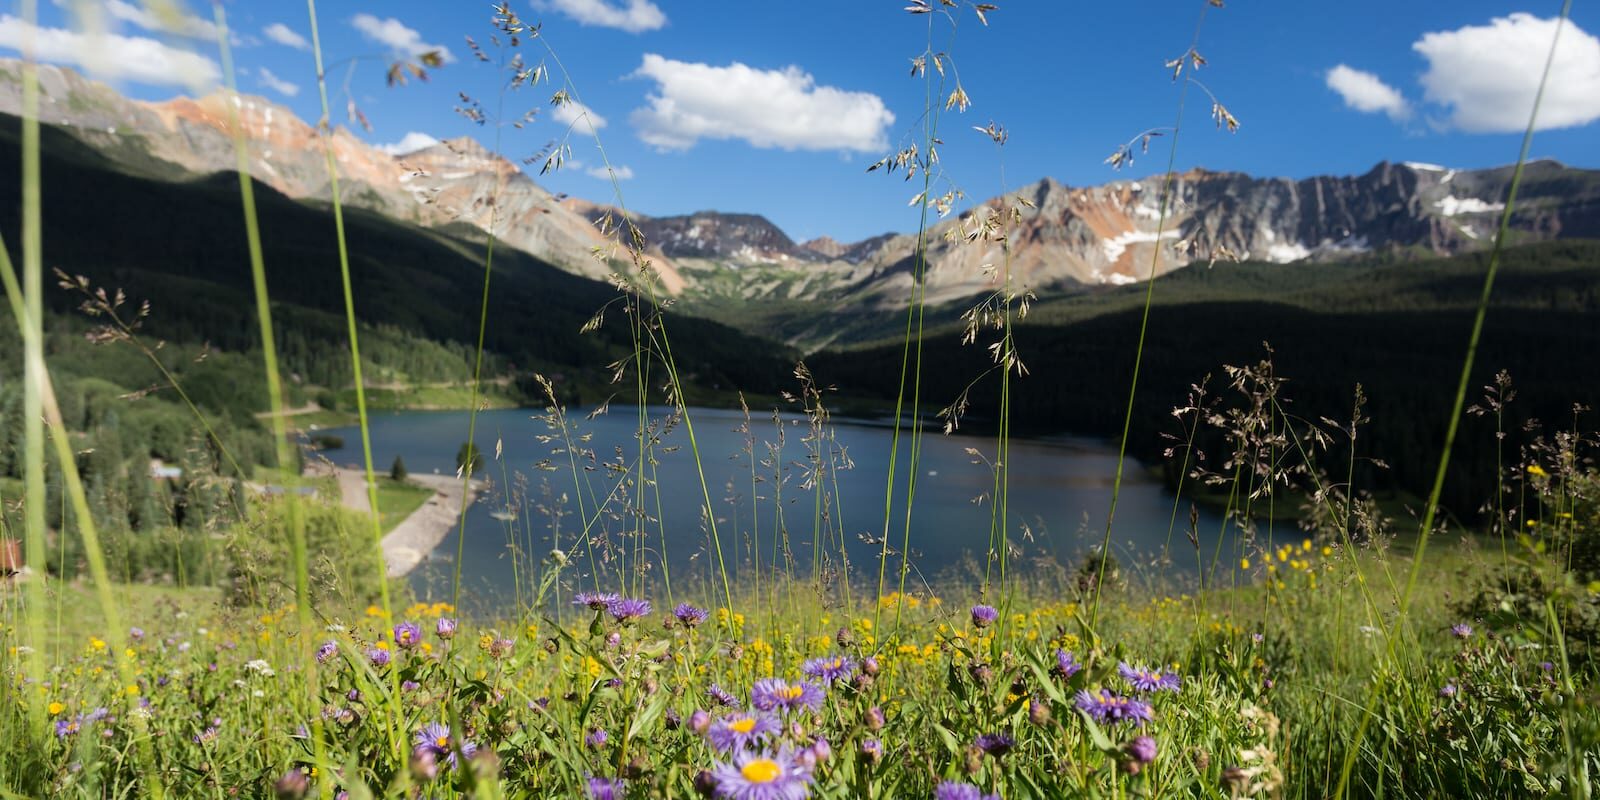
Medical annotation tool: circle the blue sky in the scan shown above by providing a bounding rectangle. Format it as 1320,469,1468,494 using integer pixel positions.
4,1,1599,243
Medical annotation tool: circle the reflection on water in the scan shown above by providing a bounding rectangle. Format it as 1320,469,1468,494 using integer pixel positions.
319,406,1235,611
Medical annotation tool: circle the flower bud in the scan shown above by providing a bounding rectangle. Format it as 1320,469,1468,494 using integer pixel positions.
1028,697,1051,726
865,706,885,731
273,769,308,800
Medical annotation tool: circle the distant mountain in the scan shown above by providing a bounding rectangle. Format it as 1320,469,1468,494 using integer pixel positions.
3,59,1598,345
0,111,794,406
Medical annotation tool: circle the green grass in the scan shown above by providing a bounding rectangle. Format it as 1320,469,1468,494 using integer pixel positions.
374,477,434,533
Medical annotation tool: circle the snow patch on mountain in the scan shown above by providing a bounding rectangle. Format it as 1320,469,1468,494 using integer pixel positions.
1101,229,1180,262
1434,195,1505,217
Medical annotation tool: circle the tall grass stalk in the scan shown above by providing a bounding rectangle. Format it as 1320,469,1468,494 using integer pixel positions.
529,32,736,618
1335,3,1573,795
3,16,161,791
303,0,403,761
874,8,943,635
1091,2,1222,629
211,8,325,774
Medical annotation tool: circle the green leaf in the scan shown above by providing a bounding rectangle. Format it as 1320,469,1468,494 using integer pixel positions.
627,691,670,740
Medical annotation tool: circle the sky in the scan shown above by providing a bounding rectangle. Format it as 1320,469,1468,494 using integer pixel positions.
2,1,1599,243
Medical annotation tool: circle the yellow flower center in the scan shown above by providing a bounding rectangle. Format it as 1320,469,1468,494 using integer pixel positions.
741,759,780,783
781,686,804,700
730,718,756,734
435,736,450,749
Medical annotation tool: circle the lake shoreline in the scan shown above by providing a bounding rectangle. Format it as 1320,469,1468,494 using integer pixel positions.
314,465,486,578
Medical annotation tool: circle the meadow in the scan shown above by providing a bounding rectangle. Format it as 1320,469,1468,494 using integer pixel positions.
1,1,1598,798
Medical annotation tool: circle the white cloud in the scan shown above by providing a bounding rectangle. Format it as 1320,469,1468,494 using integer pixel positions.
0,14,218,87
263,22,309,51
256,67,298,97
378,131,439,156
537,0,665,33
1414,13,1600,133
1325,64,1410,121
586,164,633,180
350,14,453,63
55,0,223,41
629,54,894,153
552,98,607,134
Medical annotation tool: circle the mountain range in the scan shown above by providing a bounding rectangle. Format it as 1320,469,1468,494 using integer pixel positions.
2,58,1598,350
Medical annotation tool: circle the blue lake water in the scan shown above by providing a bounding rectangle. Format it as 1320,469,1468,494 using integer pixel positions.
318,406,1235,610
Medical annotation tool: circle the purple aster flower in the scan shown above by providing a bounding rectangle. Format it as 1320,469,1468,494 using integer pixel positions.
401,680,420,693
800,655,856,684
751,678,825,714
974,732,1015,757
316,641,338,664
129,627,144,641
55,718,81,738
1451,623,1473,639
1439,683,1458,698
608,597,652,623
367,647,391,667
707,712,780,753
710,748,813,800
690,709,713,734
708,683,743,708
392,622,423,650
675,602,710,628
1055,649,1082,680
574,592,620,611
586,728,609,748
587,776,625,800
1126,735,1158,764
970,605,999,628
934,782,1000,800
412,722,477,769
1075,689,1153,726
435,618,458,640
1118,662,1180,694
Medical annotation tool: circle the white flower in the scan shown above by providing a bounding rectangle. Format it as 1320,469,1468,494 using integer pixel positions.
252,689,265,698
243,659,274,676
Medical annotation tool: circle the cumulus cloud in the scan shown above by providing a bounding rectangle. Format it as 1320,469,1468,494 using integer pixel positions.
263,22,309,50
629,54,894,152
586,164,633,180
102,0,219,39
0,14,218,87
552,98,607,134
1325,64,1410,121
537,0,665,33
378,131,440,156
1414,13,1600,133
256,67,298,97
351,14,453,63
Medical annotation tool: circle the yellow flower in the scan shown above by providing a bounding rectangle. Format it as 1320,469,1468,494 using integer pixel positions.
89,637,107,652
47,702,64,716
124,685,140,697
1527,464,1548,478
1240,558,1251,570
1321,546,1333,557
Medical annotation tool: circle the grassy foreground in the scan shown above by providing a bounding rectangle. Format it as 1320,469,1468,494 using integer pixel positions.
2,536,1595,799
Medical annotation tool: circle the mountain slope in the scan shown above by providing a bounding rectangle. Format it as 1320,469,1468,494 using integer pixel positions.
0,113,793,404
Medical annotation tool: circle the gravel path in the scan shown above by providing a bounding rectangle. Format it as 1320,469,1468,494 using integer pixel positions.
375,472,484,578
